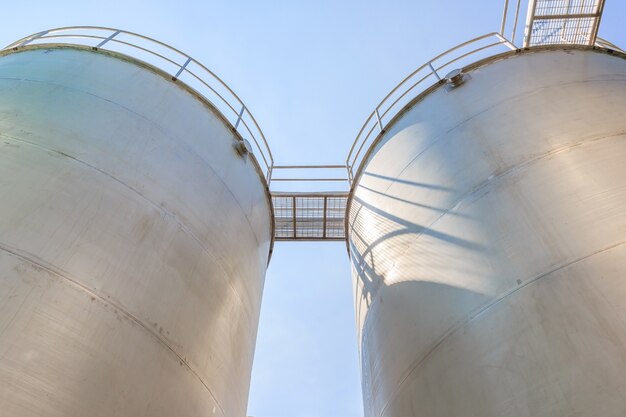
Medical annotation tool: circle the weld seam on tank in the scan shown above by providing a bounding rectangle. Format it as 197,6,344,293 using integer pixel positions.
0,130,261,256
376,238,626,417
0,76,160,126
373,131,626,275
348,129,626,257
369,76,626,202
0,131,263,281
348,132,626,271
0,133,258,327
0,242,228,417
0,73,268,249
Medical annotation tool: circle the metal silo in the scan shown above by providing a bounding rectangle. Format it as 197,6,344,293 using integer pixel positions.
346,38,626,417
0,28,273,417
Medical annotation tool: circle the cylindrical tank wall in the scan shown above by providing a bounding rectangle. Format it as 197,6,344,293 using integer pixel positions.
0,46,272,417
348,48,626,417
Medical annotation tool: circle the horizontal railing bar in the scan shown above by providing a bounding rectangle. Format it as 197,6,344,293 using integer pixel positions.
275,238,346,241
533,13,600,20
270,178,349,182
7,26,189,60
271,191,349,197
36,33,104,42
106,38,186,68
272,165,348,169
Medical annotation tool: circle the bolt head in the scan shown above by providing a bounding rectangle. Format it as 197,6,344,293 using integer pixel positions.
445,69,465,87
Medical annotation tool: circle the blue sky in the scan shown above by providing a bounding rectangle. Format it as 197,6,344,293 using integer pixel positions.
2,2,624,417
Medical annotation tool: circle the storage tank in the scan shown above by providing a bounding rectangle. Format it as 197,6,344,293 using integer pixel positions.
347,46,626,417
0,30,272,417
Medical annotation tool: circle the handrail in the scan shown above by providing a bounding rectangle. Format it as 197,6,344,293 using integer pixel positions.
270,165,351,191
3,26,274,181
345,32,517,185
595,37,625,53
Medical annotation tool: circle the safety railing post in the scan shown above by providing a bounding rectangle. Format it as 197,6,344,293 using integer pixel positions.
501,0,510,35
173,57,192,80
375,108,384,133
234,104,245,131
511,0,522,44
428,62,442,81
94,30,121,49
